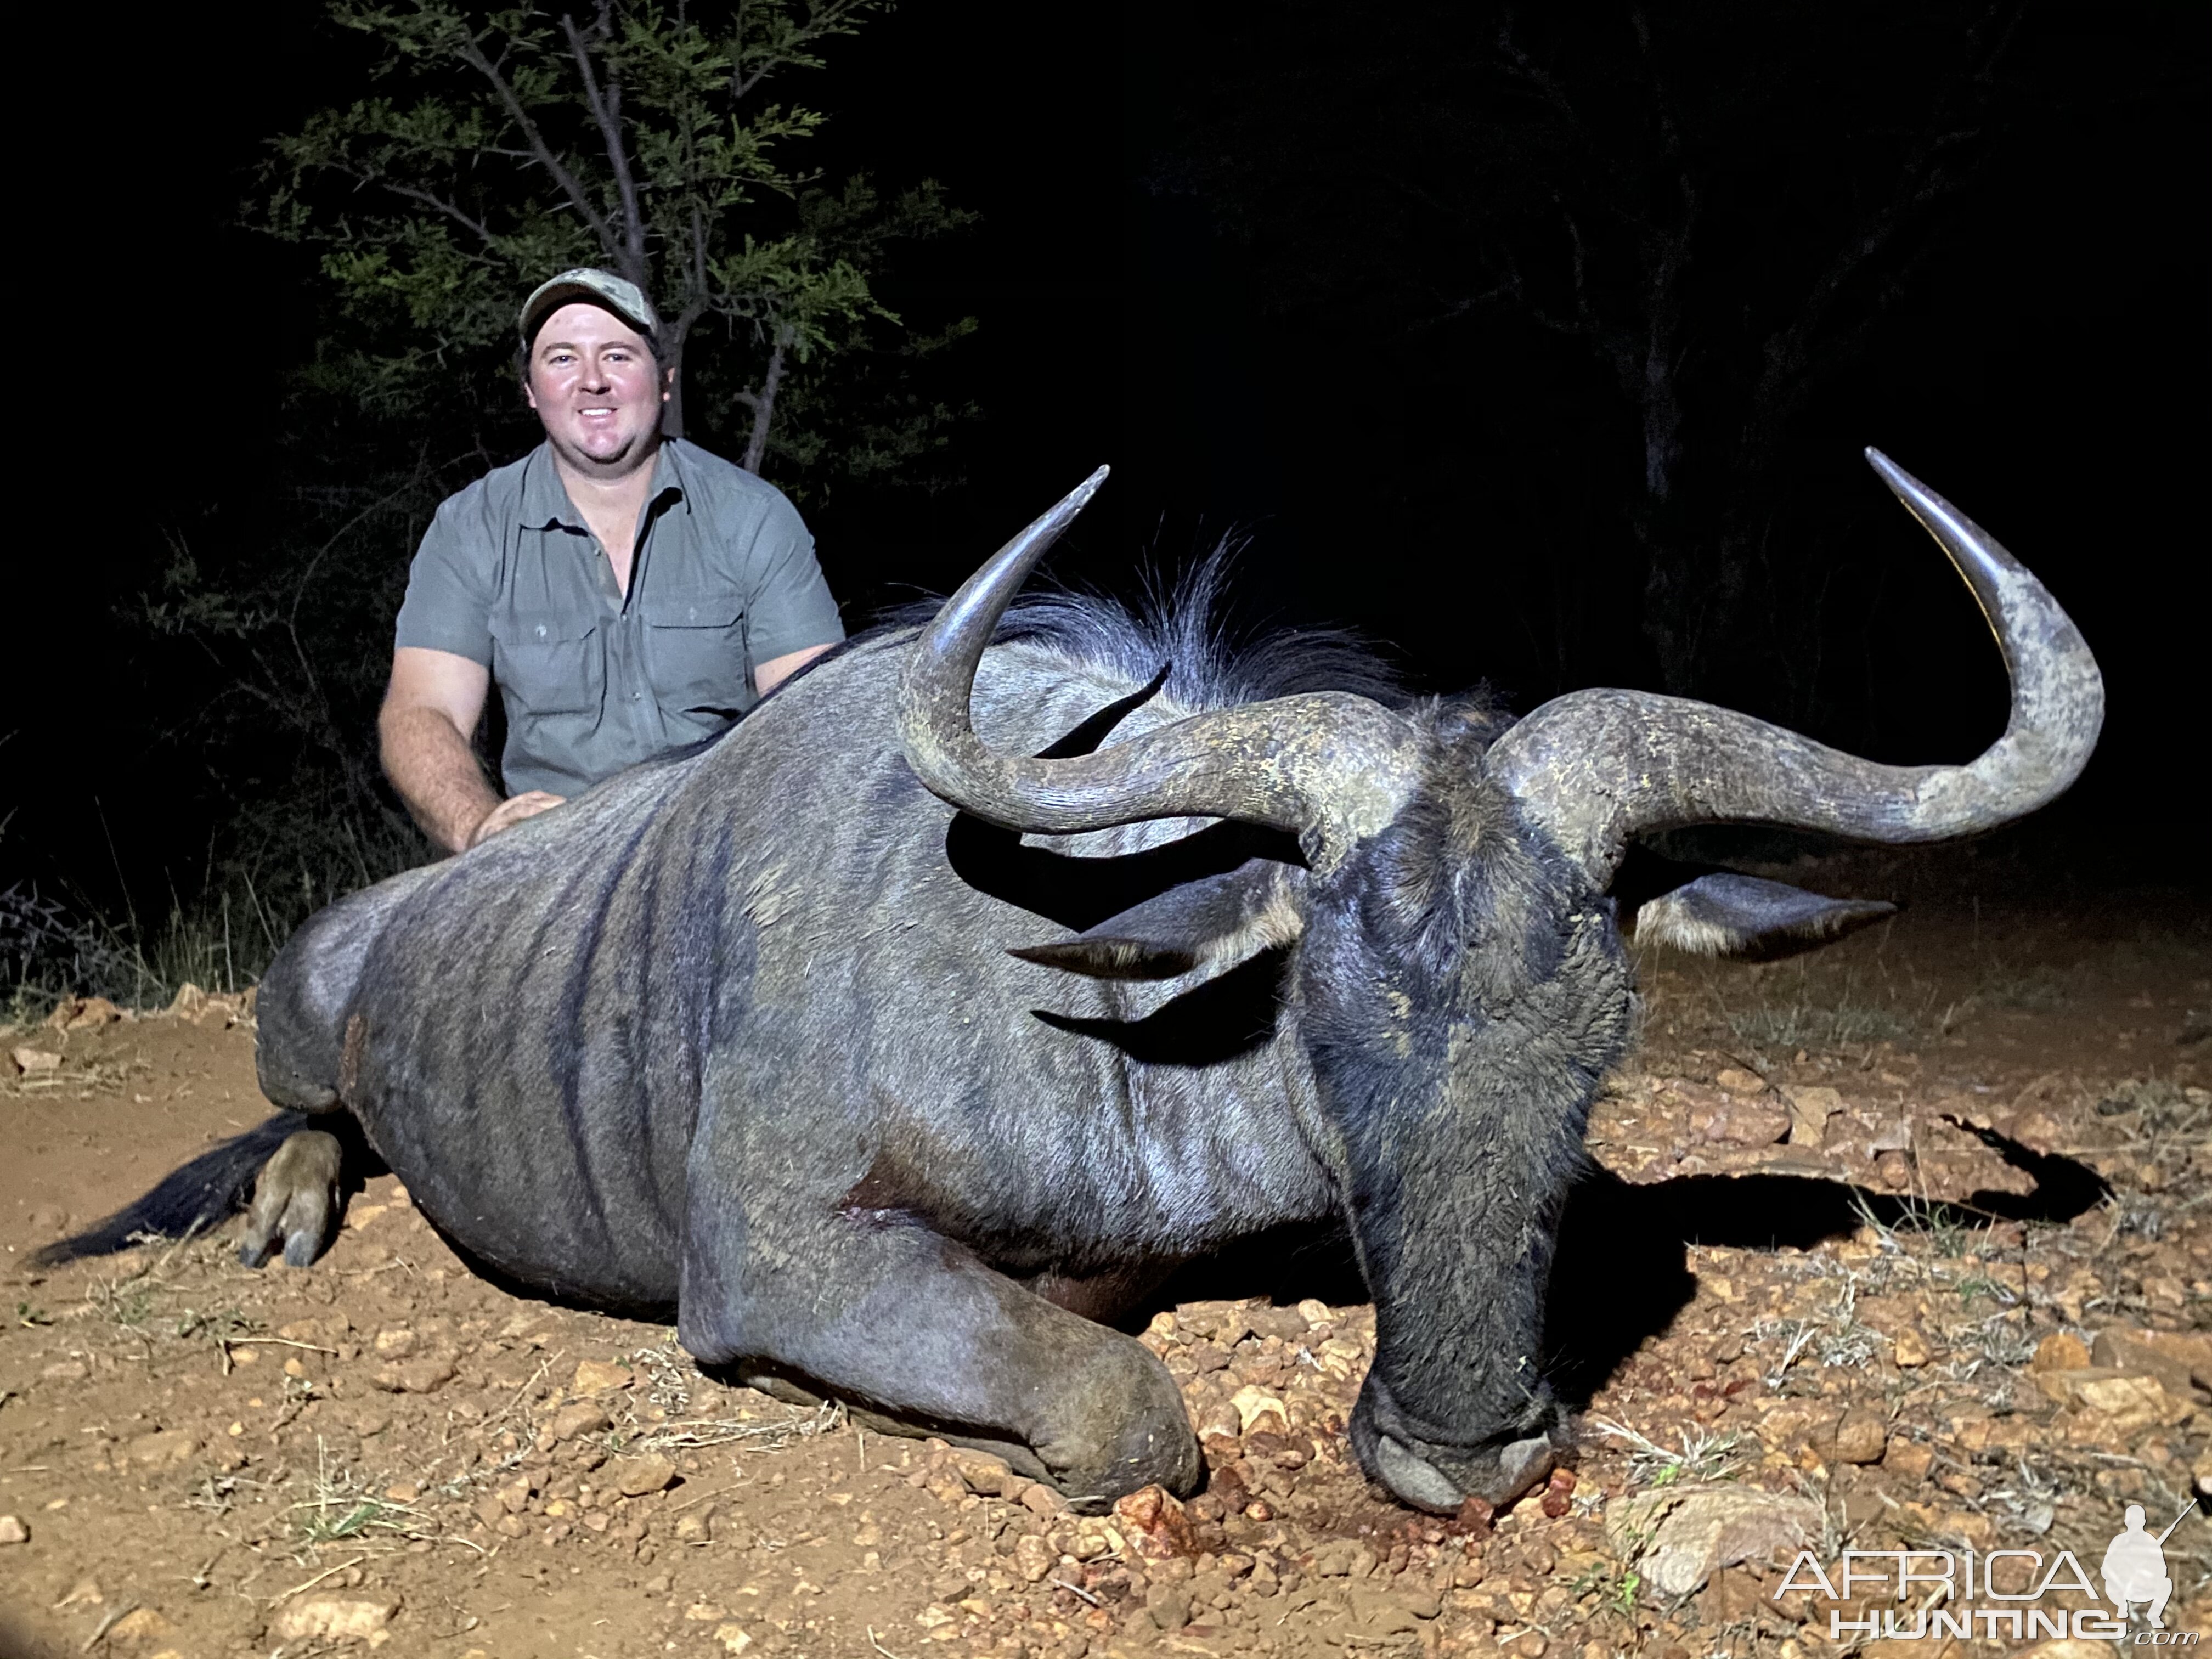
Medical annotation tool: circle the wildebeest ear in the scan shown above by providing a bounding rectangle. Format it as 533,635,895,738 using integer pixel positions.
1009,859,1305,981
1632,872,1895,960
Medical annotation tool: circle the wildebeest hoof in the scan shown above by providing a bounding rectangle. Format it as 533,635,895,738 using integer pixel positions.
1368,1427,1554,1514
1350,1378,1559,1514
236,1130,342,1269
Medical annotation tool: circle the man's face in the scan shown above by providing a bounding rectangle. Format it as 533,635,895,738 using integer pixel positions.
525,302,671,473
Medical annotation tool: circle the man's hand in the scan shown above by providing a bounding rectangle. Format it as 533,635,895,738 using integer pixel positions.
468,791,568,848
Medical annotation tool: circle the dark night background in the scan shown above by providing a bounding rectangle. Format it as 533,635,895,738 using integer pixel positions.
11,0,2209,968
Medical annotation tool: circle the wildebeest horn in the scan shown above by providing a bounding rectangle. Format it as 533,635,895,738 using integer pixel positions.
898,468,1423,868
1485,449,2104,885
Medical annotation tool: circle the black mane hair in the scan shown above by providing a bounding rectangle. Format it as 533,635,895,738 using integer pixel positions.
876,546,1415,713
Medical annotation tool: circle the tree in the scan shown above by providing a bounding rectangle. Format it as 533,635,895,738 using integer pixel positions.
262,0,972,470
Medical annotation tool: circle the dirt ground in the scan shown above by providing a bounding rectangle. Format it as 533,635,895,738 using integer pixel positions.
3,871,2208,1659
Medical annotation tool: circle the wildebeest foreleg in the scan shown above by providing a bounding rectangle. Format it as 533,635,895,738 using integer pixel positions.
679,1213,1201,1510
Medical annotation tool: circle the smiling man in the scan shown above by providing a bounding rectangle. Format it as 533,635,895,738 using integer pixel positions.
380,269,845,852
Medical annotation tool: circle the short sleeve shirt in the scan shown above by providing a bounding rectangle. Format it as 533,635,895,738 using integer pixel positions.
394,439,844,797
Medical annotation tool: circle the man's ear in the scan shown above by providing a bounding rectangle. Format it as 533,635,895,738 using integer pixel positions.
1010,859,1305,983
1632,872,1895,960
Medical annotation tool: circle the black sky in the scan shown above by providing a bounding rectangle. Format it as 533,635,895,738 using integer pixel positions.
15,1,2208,909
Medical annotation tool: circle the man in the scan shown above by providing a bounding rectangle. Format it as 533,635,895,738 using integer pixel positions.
2102,1502,2178,1628
380,269,844,853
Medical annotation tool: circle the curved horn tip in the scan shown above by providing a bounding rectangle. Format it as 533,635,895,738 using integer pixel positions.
1863,446,1923,499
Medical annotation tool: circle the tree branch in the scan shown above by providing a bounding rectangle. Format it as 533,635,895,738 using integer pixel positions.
562,10,648,279
453,33,616,258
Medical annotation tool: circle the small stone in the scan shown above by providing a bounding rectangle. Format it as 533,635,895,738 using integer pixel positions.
1784,1085,1842,1149
1892,1327,1931,1367
373,1327,416,1356
1114,1485,1200,1560
686,1601,731,1621
0,1515,27,1545
949,1448,1014,1495
1715,1068,1765,1096
713,1624,754,1655
550,1402,612,1443
1146,1584,1193,1630
1014,1533,1055,1583
1229,1385,1289,1436
373,1356,456,1394
1887,1440,1934,1481
128,1429,200,1468
616,1454,678,1496
105,1607,176,1645
2030,1332,2092,1373
1020,1483,1068,1518
1833,1410,1887,1465
63,996,122,1031
571,1358,634,1395
271,1598,399,1641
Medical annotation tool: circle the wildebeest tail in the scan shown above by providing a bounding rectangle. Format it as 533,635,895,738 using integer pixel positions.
32,1113,309,1266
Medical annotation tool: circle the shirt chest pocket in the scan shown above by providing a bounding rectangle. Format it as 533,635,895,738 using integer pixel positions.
640,592,747,714
489,613,603,717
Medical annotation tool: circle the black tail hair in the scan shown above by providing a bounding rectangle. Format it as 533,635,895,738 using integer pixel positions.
32,1113,309,1267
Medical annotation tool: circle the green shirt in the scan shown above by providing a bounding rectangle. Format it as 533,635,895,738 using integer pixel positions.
394,439,844,797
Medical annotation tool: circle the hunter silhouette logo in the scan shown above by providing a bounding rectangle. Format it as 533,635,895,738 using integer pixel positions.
2104,1500,2192,1629
1775,1496,2203,1643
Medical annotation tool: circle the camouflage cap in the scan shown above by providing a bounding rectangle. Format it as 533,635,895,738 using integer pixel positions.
519,269,662,350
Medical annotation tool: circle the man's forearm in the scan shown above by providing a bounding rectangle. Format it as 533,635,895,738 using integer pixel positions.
380,705,501,855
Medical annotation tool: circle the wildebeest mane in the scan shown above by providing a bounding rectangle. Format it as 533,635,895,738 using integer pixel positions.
875,549,1414,713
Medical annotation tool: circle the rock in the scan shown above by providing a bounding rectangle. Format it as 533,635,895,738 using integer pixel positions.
1715,1068,1765,1096
373,1356,456,1394
1892,1327,1931,1367
2034,1367,2192,1431
372,1327,416,1356
949,1448,1014,1495
128,1429,200,1467
549,1402,612,1442
1784,1086,1842,1149
1113,1485,1199,1560
41,1360,88,1382
2030,1332,2092,1373
1833,1409,1888,1464
616,1454,678,1496
1607,1484,1825,1599
1013,1532,1056,1582
571,1358,634,1395
1145,1584,1193,1629
63,997,122,1031
10,1046,61,1074
270,1597,399,1641
105,1607,176,1645
0,1515,26,1544
1020,1482,1066,1518
1229,1384,1289,1436
1348,1585,1440,1630
1887,1439,1934,1481
2092,1328,2200,1402
713,1624,754,1654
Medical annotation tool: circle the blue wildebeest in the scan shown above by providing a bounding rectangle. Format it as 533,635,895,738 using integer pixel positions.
52,451,2100,1514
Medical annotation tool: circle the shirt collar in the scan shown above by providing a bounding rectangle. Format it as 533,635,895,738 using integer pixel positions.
518,439,688,531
